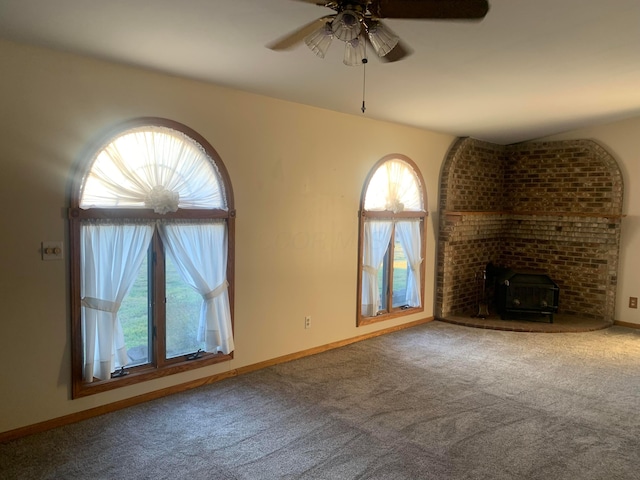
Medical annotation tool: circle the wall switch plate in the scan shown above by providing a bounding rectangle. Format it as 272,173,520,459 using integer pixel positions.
42,241,63,261
629,297,638,309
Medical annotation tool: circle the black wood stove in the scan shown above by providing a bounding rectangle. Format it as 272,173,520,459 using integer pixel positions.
496,270,559,323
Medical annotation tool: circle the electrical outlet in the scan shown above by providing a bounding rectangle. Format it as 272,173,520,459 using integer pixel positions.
304,316,311,329
629,297,638,309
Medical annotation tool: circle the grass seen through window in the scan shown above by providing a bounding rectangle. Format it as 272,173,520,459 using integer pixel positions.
119,251,204,366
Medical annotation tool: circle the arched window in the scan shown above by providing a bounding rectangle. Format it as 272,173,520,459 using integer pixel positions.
69,118,235,397
357,155,427,326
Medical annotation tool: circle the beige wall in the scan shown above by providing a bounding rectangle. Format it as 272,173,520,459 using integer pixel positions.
0,40,454,434
540,117,640,328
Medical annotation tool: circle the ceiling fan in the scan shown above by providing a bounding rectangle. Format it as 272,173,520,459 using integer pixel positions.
269,0,490,66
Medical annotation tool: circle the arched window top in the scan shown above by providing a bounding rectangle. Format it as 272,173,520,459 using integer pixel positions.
79,124,227,212
363,157,424,213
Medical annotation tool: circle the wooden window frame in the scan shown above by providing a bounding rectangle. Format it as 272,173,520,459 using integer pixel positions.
356,154,428,326
68,118,235,398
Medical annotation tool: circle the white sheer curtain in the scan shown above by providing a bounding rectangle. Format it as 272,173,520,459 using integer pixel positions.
361,220,393,317
364,159,423,213
395,220,422,307
159,221,234,354
81,223,154,381
80,126,226,212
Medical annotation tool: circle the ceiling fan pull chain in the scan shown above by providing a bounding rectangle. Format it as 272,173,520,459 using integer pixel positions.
361,50,368,114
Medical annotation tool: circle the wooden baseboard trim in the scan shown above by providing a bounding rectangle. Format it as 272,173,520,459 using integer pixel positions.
236,317,433,375
613,320,640,329
0,317,434,443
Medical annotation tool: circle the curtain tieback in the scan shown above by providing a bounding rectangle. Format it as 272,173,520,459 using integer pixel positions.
363,265,377,276
410,258,423,272
81,296,120,313
203,281,229,301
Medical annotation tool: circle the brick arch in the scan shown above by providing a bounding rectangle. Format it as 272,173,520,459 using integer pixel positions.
436,138,623,323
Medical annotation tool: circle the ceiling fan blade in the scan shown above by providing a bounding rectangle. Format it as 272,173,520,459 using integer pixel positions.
267,15,334,51
371,0,489,20
378,40,413,63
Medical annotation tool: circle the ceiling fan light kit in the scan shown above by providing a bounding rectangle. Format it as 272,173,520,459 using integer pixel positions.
303,6,397,66
273,0,489,64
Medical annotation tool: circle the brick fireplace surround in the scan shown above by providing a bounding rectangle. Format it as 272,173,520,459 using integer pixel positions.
436,138,623,324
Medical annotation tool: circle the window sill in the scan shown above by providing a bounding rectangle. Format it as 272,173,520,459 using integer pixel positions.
72,352,233,398
357,306,424,327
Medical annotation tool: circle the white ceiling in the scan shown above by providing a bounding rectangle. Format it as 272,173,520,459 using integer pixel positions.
1,0,639,144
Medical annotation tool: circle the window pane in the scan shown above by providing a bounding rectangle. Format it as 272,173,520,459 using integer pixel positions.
119,253,150,367
392,238,409,308
165,254,205,358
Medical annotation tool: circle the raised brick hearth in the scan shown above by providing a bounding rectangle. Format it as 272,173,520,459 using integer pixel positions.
436,138,623,323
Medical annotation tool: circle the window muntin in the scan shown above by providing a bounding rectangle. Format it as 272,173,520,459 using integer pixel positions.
357,156,427,326
69,118,235,397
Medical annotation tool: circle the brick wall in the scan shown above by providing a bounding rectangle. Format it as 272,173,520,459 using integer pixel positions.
437,138,623,322
505,141,623,214
443,140,506,212
438,212,506,316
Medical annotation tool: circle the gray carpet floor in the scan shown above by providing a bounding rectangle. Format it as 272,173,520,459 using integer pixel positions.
2,320,640,479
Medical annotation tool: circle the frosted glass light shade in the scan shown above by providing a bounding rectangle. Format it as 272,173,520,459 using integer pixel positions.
305,23,333,58
332,9,362,42
367,22,399,57
343,36,367,66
